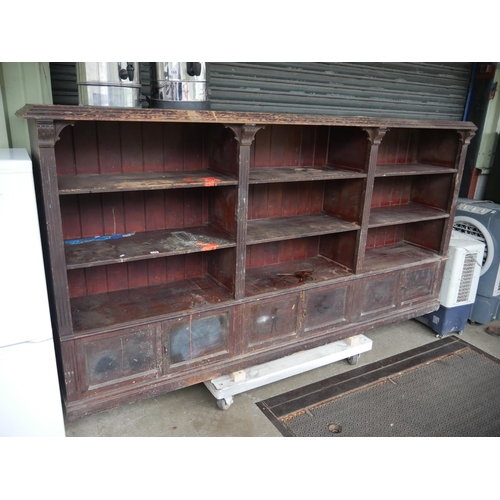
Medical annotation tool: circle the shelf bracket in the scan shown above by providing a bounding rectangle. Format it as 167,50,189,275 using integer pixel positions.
457,129,476,146
225,124,264,146
36,119,75,148
363,127,389,146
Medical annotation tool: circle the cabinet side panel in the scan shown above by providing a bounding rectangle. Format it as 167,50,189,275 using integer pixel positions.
417,129,459,167
319,232,358,270
164,310,232,371
84,266,108,295
207,248,236,293
377,129,419,165
246,238,320,269
163,122,184,170
266,183,284,218
145,191,166,231
303,283,352,333
208,125,238,175
366,225,405,249
313,126,329,166
182,123,204,171
404,219,446,253
60,340,79,402
401,262,441,305
328,127,369,170
55,125,76,175
371,177,412,208
106,262,129,291
249,181,324,220
120,122,144,173
60,195,82,239
209,186,237,235
67,269,87,298
300,125,317,165
357,272,401,320
324,179,364,221
97,122,122,174
243,294,300,352
253,125,326,167
77,324,159,394
79,193,104,237
410,174,454,211
102,192,126,235
147,258,167,285
143,122,164,171
123,191,146,232
127,260,148,288
73,122,99,175
67,254,209,298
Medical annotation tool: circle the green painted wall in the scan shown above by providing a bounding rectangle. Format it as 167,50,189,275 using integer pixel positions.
0,62,53,151
476,64,500,174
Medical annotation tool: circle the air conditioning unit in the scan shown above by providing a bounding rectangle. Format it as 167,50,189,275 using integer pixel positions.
453,199,500,324
417,231,484,338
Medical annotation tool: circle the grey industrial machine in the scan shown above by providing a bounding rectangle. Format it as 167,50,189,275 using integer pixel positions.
453,199,500,324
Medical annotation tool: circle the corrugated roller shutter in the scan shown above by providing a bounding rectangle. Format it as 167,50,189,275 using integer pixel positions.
50,62,472,120
208,62,473,120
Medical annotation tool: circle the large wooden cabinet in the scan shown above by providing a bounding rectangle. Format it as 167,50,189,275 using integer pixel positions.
18,105,476,420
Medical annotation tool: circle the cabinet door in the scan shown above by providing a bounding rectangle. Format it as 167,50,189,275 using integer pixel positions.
243,294,300,352
400,262,441,306
356,271,401,322
163,309,232,372
302,283,352,335
77,324,161,395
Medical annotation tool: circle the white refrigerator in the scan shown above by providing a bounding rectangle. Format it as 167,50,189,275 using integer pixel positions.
0,148,66,437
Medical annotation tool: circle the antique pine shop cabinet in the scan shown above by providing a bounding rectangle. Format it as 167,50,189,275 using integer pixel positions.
17,105,476,420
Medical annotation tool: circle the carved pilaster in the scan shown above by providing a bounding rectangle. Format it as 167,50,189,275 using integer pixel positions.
224,124,264,300
226,124,264,146
36,119,74,148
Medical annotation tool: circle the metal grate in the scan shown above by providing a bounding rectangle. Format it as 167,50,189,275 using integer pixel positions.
456,252,480,303
453,221,488,267
278,348,500,437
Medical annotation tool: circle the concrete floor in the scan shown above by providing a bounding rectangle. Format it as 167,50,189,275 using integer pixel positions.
64,318,500,437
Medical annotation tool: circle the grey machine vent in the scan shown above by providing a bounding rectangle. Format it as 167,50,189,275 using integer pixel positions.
457,252,480,303
453,221,489,267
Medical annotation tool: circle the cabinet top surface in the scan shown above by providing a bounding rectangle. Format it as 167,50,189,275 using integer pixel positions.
17,104,477,130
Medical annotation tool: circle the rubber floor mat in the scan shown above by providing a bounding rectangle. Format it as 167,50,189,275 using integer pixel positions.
257,336,500,437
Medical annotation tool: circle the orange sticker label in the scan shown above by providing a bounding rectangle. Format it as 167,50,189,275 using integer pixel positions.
199,177,221,187
196,242,219,251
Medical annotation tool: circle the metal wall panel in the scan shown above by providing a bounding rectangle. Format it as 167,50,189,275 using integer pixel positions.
50,62,472,120
208,62,473,120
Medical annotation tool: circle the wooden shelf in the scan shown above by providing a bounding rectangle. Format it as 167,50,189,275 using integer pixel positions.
58,170,238,194
248,166,366,184
375,163,457,177
65,225,235,270
368,203,448,227
20,104,475,420
247,213,360,245
363,243,441,273
71,276,231,333
17,104,477,131
245,256,352,297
